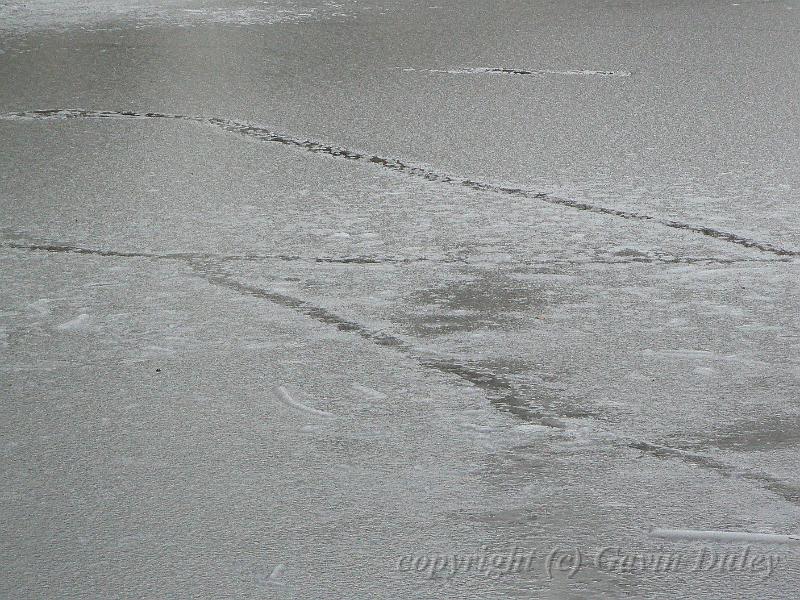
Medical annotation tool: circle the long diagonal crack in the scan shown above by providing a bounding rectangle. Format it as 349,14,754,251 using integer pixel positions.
628,441,800,505
2,108,799,258
2,235,570,428
4,235,800,506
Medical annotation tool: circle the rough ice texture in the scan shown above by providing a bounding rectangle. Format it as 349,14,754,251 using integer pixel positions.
0,0,349,31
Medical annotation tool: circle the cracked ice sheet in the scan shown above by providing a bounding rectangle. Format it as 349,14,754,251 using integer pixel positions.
0,118,782,265
3,250,800,599
2,100,800,600
2,1,800,597
2,120,800,598
2,112,799,481
1,1,798,248
214,257,800,445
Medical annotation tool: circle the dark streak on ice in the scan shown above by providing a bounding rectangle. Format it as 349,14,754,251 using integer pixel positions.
629,441,800,504
485,67,624,76
192,262,574,429
1,235,580,429
5,236,800,504
3,242,783,268
195,264,411,350
3,109,799,258
4,242,158,259
5,107,800,505
0,240,454,265
402,67,632,77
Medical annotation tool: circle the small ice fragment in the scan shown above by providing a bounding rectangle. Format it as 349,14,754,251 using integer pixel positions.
275,386,335,419
255,563,286,587
352,383,387,399
56,314,91,330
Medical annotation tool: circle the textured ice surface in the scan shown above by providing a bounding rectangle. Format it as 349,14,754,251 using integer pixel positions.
1,1,800,598
0,0,349,31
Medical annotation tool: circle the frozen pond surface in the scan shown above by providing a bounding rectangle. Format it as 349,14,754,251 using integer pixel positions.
1,1,800,598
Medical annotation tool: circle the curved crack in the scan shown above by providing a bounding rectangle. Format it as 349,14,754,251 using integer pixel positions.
2,108,798,258
5,100,800,504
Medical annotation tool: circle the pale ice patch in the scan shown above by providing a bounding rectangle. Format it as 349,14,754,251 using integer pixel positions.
28,299,51,317
139,345,175,357
351,383,387,400
56,313,92,331
0,0,350,33
255,563,286,587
